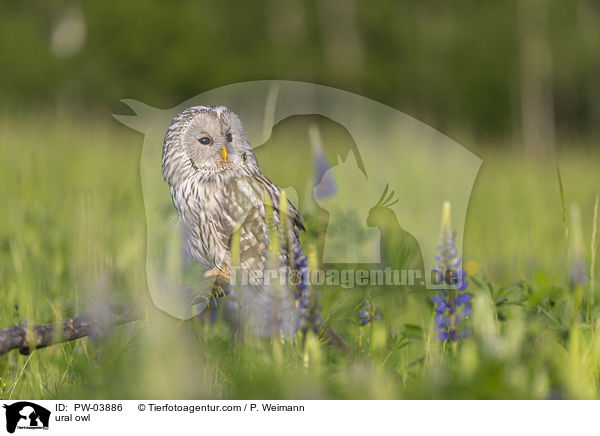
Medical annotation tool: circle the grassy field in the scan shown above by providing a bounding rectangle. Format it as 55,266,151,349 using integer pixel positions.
1,112,599,399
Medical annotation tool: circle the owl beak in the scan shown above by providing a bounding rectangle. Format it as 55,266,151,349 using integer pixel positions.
220,145,228,162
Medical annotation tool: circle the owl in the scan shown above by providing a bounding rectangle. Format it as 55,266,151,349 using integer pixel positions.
161,105,305,288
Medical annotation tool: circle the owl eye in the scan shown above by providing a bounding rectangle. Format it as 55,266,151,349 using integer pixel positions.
198,136,212,145
225,133,233,142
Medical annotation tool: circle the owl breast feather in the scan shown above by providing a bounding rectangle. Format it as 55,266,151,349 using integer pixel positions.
171,170,276,271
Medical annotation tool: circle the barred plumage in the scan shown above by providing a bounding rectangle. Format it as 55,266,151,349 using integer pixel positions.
161,105,305,316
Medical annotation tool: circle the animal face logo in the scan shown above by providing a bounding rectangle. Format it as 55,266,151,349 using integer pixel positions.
3,402,50,433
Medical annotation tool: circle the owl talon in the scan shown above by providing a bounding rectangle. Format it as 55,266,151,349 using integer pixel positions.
204,267,230,279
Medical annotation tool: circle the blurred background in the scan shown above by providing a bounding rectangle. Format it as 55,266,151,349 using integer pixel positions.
1,0,599,151
1,0,600,399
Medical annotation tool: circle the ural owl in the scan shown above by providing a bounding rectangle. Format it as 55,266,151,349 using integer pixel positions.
161,105,304,288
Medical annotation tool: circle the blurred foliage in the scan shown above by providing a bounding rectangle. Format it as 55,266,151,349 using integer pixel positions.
1,0,599,141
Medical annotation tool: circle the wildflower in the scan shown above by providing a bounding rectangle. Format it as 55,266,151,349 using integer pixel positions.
313,156,337,199
569,204,588,287
298,288,323,333
227,300,240,311
570,259,588,287
358,306,372,325
432,202,472,342
297,245,323,334
358,290,383,326
291,238,310,300
310,124,337,199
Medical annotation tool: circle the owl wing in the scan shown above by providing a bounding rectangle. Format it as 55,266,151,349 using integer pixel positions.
236,203,268,278
253,172,305,236
229,172,305,282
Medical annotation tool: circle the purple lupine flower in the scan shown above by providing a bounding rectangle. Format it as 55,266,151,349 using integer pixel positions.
569,204,589,287
291,240,309,299
309,123,337,200
570,260,588,287
432,202,472,342
313,149,337,199
298,288,323,334
358,308,372,326
294,236,324,334
358,290,383,326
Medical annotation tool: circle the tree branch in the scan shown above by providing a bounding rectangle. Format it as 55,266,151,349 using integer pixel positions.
0,279,348,355
0,303,142,356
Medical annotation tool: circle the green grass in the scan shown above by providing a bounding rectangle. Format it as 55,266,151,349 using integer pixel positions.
1,113,599,399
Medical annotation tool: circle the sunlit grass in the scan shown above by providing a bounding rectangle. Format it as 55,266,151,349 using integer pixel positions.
0,113,599,399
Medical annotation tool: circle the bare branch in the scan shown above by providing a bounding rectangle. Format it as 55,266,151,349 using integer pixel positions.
0,280,348,355
0,304,142,356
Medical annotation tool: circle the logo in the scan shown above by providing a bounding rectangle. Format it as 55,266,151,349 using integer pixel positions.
114,80,481,320
2,402,50,433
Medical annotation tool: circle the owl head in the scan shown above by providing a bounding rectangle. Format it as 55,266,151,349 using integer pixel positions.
162,105,258,184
